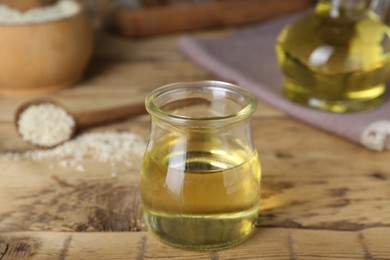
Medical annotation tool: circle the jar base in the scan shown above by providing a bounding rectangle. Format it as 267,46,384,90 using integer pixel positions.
143,205,259,251
283,80,385,113
149,229,256,251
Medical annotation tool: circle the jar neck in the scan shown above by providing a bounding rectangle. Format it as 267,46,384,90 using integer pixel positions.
145,81,257,129
315,0,372,20
151,115,251,134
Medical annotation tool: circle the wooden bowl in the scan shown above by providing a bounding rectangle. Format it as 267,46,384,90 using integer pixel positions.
0,5,94,96
0,0,58,12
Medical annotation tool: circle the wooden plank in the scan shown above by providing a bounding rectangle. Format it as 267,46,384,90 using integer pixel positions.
1,114,390,232
108,0,311,37
0,21,389,260
0,228,389,259
0,30,389,234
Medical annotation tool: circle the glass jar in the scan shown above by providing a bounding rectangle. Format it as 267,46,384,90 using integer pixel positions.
276,0,390,112
141,81,261,250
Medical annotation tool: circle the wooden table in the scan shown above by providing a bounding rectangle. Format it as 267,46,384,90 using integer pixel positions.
1,28,390,260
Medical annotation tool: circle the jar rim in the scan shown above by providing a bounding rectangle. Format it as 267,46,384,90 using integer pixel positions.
145,81,257,127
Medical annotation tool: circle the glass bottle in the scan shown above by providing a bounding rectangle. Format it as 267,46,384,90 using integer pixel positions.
276,0,390,112
141,81,261,250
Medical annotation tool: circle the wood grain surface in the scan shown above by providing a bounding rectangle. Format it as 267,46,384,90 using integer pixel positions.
1,228,389,259
109,0,312,37
0,26,390,259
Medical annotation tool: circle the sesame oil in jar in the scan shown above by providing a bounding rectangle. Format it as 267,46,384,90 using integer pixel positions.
141,133,260,250
141,81,261,250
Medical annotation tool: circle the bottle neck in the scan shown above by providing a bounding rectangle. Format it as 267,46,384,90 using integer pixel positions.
315,0,372,20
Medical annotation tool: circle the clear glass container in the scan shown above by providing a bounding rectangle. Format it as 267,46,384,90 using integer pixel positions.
141,81,261,250
276,0,390,112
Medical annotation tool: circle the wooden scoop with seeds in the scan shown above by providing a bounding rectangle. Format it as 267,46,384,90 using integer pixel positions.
15,99,146,148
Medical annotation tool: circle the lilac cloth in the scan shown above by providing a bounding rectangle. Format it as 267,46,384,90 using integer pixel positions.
178,11,390,151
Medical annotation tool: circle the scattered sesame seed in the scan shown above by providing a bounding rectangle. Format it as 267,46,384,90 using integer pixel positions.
125,161,132,167
59,160,69,168
2,131,146,172
76,165,85,172
3,152,21,161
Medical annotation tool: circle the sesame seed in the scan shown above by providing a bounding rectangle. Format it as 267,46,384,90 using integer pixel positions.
2,131,146,172
0,0,81,24
18,103,75,148
76,165,85,172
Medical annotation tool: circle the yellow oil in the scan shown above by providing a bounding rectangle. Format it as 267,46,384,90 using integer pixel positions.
141,132,261,250
276,3,390,112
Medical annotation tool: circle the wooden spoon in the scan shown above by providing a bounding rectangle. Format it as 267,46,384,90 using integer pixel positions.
15,98,146,148
0,0,58,12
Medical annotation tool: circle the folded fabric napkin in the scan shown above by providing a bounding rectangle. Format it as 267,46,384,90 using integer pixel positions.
179,11,390,151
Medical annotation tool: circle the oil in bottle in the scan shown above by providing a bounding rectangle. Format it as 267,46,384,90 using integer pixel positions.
276,0,390,112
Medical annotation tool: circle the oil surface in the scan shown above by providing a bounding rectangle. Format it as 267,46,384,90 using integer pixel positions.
276,4,390,112
141,133,261,250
